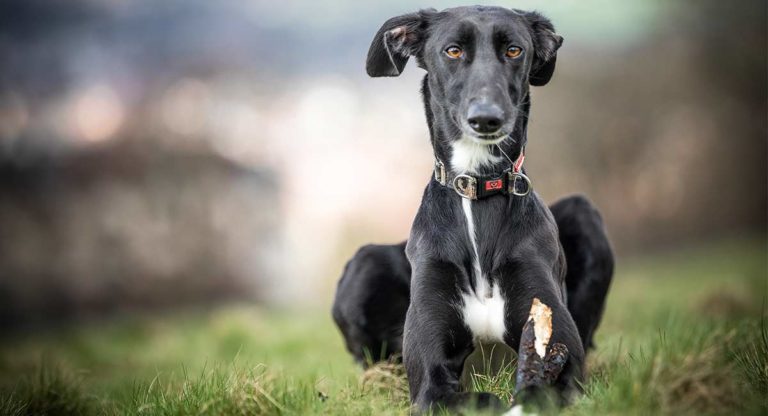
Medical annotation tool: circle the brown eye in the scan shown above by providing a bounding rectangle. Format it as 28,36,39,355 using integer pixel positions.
506,46,523,59
445,46,463,59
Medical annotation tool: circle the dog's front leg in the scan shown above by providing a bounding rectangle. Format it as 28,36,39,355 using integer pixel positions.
500,266,586,407
403,260,506,412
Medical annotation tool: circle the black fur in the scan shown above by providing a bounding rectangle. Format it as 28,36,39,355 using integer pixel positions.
332,242,411,365
332,196,613,363
334,6,614,413
551,196,614,351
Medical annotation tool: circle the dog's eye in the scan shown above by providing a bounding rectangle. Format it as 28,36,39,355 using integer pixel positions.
445,46,464,59
506,46,523,59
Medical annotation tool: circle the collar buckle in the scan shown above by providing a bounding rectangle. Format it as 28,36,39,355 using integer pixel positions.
453,174,477,200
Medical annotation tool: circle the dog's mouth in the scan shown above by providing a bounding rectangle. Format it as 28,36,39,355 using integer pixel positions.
461,129,510,145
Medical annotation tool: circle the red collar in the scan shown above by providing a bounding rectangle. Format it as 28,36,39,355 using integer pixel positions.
512,151,525,174
434,150,531,200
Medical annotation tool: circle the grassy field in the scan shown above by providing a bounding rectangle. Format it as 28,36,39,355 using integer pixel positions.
1,239,766,415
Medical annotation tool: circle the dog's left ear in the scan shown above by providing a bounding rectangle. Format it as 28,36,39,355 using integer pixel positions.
524,11,564,86
366,11,430,77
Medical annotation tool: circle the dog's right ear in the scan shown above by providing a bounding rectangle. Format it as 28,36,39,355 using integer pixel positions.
366,12,427,77
524,11,564,87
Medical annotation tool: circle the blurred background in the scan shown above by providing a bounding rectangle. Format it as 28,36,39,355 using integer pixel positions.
0,0,765,329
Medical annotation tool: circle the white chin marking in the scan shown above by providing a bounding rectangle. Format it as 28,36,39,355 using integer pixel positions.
450,135,502,174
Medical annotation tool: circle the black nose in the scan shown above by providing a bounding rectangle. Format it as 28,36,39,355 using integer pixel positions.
467,104,504,134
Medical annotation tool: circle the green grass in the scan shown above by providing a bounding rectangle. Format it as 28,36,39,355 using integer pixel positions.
1,238,766,415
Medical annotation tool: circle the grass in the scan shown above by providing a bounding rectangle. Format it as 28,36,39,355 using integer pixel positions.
0,238,766,415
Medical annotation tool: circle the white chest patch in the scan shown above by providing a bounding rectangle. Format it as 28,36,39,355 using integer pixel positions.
451,136,501,174
459,197,507,343
462,284,507,343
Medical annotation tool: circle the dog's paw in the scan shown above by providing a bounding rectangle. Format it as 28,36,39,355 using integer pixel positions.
504,404,538,416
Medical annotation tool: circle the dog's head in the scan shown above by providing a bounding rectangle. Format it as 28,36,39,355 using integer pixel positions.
367,6,562,146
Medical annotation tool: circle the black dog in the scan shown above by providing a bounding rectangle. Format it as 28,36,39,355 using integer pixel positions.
333,6,614,412
333,242,411,365
332,199,612,364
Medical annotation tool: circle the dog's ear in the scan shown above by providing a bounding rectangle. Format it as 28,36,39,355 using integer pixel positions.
366,11,428,77
524,11,564,86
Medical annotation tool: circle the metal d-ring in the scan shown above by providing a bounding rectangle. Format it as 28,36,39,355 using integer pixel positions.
453,174,477,200
508,172,532,197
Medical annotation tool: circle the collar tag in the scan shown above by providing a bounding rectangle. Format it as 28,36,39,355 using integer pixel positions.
485,178,504,191
477,174,508,198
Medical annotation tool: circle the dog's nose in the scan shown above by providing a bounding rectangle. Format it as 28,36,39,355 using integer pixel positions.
467,104,504,134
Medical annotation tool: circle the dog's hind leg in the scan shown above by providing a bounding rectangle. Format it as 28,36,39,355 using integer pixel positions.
550,195,614,352
332,242,411,366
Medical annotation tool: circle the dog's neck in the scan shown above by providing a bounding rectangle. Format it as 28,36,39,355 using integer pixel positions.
421,75,530,177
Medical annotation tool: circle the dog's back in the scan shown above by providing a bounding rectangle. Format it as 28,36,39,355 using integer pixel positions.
332,242,410,365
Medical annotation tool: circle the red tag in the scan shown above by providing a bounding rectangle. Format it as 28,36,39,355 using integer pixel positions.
485,179,503,191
